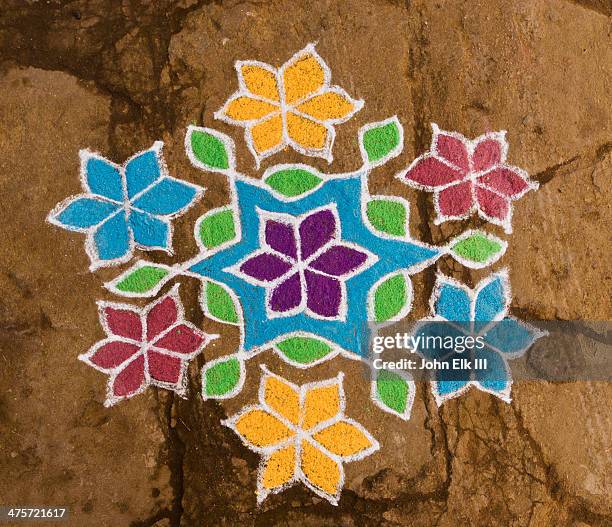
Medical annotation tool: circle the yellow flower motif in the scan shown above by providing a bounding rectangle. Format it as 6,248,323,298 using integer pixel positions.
223,366,379,504
215,43,363,166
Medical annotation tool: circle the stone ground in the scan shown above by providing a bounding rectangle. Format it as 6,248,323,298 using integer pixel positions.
0,1,610,525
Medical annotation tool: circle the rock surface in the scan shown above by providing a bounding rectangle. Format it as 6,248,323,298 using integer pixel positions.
0,0,610,526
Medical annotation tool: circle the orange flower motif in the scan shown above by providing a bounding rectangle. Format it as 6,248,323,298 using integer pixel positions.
215,44,363,166
223,367,379,504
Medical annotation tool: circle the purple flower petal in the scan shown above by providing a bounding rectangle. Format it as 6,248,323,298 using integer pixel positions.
308,244,369,276
269,272,302,313
299,208,336,260
305,270,342,318
240,252,292,282
265,219,297,259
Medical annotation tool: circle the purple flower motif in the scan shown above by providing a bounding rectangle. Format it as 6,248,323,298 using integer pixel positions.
229,206,376,319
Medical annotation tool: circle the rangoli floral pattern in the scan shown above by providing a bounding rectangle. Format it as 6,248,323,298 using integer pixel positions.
47,44,544,506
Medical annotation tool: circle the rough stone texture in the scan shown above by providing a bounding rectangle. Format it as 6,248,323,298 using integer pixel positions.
0,0,610,526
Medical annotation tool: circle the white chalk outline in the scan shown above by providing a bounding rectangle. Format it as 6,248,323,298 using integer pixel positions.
48,142,204,271
397,123,538,233
79,284,217,406
222,366,379,505
214,43,364,167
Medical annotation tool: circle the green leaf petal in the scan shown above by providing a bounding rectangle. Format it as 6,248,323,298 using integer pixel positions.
374,370,412,417
276,336,333,365
112,264,170,295
366,199,407,237
373,273,408,322
203,356,243,398
264,167,323,198
198,209,236,249
188,127,232,171
360,117,402,166
204,282,239,324
449,230,507,268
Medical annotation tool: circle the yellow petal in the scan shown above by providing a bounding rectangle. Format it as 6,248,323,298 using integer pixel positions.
263,374,300,425
313,420,374,458
286,112,328,151
240,64,280,102
296,91,356,122
224,96,278,122
260,444,296,490
234,408,294,448
283,52,326,104
302,381,341,430
250,114,284,154
300,440,341,497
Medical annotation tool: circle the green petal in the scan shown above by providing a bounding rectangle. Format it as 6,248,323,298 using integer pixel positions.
367,199,407,237
360,118,402,166
189,128,230,171
450,231,506,267
375,370,410,415
204,282,239,324
114,265,170,294
203,357,243,398
373,274,408,322
264,167,322,197
198,209,236,249
276,336,333,365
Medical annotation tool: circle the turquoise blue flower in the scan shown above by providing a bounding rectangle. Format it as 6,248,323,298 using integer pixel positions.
48,142,203,270
414,271,544,404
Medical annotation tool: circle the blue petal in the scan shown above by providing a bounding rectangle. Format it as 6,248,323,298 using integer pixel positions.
86,157,124,202
435,283,471,321
92,211,131,261
53,196,118,231
125,149,161,199
131,177,199,216
474,275,507,330
474,347,510,394
483,317,539,356
435,379,469,399
129,209,170,249
413,321,467,360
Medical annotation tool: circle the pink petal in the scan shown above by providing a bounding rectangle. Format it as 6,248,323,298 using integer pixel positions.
147,350,182,385
299,208,336,259
477,167,530,198
475,186,510,221
434,132,469,171
404,155,465,189
102,306,142,341
146,295,178,341
152,323,205,355
472,137,504,172
112,354,145,397
269,272,302,313
309,244,369,276
240,252,293,282
88,340,141,370
437,181,473,218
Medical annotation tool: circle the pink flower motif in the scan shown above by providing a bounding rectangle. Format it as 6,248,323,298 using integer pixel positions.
400,124,538,232
80,286,216,406
229,206,376,320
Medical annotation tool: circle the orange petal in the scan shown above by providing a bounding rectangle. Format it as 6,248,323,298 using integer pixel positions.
296,90,357,122
286,112,329,151
234,408,294,448
260,444,296,491
250,114,284,154
300,439,342,498
240,63,280,102
283,50,327,105
223,96,278,122
313,420,375,458
302,379,341,430
263,373,300,425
